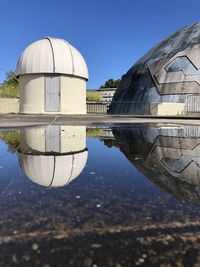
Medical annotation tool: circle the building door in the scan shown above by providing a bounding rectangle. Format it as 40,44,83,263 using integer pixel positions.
45,125,61,153
45,75,60,112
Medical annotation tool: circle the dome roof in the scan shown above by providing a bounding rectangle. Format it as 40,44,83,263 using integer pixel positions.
18,150,88,188
16,37,88,80
109,22,200,114
112,125,200,204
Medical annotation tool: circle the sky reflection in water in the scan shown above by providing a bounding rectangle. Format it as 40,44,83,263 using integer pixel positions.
1,124,200,266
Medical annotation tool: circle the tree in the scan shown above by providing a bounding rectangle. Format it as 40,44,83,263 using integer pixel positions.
0,130,20,153
5,71,18,87
100,78,121,89
100,138,119,148
0,71,19,98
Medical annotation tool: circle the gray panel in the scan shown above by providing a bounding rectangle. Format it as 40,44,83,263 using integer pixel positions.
45,75,60,112
45,126,61,153
186,95,200,112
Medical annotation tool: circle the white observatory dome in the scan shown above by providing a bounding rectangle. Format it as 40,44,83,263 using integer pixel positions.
16,37,88,80
18,150,88,188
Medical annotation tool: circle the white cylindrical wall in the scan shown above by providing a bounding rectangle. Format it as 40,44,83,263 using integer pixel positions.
19,74,44,114
19,74,86,114
60,76,86,114
20,126,86,154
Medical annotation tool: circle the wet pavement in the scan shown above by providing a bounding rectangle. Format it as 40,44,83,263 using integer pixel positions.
1,124,200,266
1,113,200,128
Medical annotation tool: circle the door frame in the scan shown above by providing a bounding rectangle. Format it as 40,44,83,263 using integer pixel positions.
44,74,61,112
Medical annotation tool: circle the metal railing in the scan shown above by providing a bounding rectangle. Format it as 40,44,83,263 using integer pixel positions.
86,101,151,115
86,101,188,115
87,102,110,114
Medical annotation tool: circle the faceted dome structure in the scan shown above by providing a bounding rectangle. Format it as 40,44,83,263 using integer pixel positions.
109,22,200,115
113,125,200,203
16,37,88,79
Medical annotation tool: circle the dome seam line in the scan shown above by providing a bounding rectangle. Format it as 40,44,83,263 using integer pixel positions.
48,155,56,188
65,154,75,186
64,40,75,75
46,37,56,73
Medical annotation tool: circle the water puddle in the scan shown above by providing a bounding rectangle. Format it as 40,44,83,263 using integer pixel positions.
0,124,200,266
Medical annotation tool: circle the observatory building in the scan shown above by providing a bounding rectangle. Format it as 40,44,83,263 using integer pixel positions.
18,126,88,188
16,37,88,114
109,22,200,115
113,125,200,203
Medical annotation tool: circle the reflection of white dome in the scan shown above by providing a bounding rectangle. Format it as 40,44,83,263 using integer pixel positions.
19,150,88,187
16,37,88,80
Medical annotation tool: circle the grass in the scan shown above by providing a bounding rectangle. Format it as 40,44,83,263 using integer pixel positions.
0,84,19,98
0,130,20,152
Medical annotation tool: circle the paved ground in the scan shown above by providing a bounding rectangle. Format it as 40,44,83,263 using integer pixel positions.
1,114,200,127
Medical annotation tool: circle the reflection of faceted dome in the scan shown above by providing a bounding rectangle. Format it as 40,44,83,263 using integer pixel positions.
19,150,88,187
113,125,200,203
16,37,88,79
109,23,200,115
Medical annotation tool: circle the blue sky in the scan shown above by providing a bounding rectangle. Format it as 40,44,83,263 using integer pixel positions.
1,0,200,88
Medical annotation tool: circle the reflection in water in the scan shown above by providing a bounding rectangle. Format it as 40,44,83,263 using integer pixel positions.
113,124,200,203
18,126,88,187
2,124,200,265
